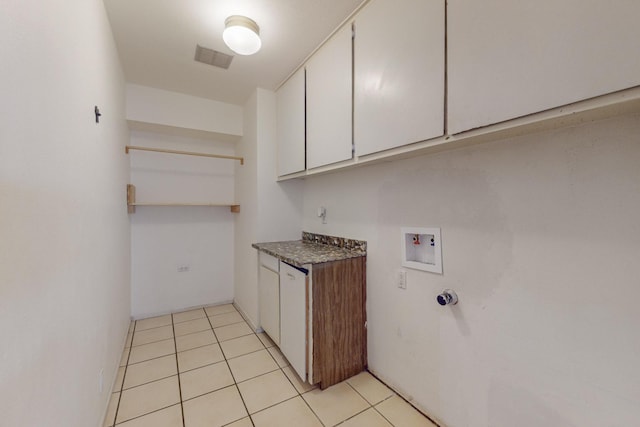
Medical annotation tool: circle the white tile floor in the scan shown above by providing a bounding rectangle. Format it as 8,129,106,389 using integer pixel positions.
104,304,438,427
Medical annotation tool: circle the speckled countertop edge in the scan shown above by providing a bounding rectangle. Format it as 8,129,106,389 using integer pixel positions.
252,232,366,267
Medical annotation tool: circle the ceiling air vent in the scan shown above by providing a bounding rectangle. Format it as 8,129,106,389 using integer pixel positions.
194,45,234,69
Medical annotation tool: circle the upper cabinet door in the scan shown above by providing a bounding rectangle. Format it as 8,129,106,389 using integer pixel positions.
354,0,445,156
448,0,640,134
306,25,353,170
276,68,306,177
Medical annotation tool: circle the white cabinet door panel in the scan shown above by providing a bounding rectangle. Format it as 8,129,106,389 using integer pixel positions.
306,25,353,169
258,265,280,345
354,0,444,156
279,261,307,381
448,0,640,134
277,68,306,177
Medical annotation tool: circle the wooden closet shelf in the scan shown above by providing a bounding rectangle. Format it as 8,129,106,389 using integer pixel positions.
126,185,240,213
125,145,244,165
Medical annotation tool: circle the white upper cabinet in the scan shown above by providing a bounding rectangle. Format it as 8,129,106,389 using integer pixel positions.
306,25,353,169
448,0,640,134
354,0,445,156
276,68,306,177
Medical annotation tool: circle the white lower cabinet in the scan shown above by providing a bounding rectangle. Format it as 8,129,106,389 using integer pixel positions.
278,261,308,381
255,249,367,389
258,254,280,345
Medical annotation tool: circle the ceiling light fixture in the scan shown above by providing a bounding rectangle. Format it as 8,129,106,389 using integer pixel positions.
223,15,262,56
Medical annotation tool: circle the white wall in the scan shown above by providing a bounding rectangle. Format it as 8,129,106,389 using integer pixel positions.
301,113,640,427
126,84,243,137
255,90,304,244
234,89,303,328
0,1,131,426
129,131,236,318
234,91,260,326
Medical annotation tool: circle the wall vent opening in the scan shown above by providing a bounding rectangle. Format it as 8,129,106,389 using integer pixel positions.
194,45,234,69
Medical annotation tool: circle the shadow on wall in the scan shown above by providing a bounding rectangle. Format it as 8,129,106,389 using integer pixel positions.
489,379,575,427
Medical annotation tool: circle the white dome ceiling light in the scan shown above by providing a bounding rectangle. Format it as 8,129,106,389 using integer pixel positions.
223,15,262,56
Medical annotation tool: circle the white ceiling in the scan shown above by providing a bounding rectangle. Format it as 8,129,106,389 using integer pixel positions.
103,0,365,105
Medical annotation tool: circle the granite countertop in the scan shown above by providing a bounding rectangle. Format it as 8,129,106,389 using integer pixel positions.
252,232,366,268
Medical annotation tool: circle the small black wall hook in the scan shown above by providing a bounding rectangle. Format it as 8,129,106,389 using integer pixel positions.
94,106,102,123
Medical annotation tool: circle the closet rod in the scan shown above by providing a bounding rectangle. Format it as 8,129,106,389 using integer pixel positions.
125,145,244,165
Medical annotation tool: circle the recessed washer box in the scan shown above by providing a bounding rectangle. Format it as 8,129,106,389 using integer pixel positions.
401,227,442,274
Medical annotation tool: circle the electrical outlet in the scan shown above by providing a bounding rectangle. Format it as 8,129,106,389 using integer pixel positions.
397,270,407,289
177,265,190,273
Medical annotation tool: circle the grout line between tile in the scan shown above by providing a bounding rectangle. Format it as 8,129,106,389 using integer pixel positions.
175,327,216,338
211,319,248,329
179,383,237,404
171,308,207,324
344,377,382,406
171,314,187,427
298,391,327,427
174,329,214,338
220,414,252,427
207,308,240,318
130,335,176,349
333,406,375,426
113,403,182,426
224,346,268,362
111,321,134,426
173,317,208,325
177,357,225,375
366,370,440,427
133,321,173,333
175,343,217,354
215,330,255,343
127,350,176,367
234,364,288,386
371,399,396,427
247,394,307,424
121,372,177,392
280,368,326,427
233,366,281,385
206,313,256,426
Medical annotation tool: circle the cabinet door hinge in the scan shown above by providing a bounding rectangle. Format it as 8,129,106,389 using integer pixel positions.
364,321,368,329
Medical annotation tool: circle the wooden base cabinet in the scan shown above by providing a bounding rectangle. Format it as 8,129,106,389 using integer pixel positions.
310,257,367,389
262,255,367,390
